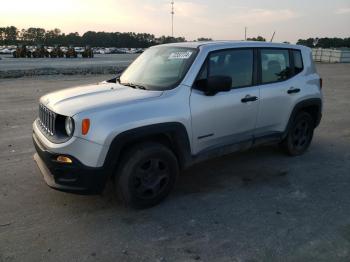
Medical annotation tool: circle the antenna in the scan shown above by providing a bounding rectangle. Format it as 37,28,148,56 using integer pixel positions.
245,27,247,40
171,1,175,38
270,31,276,42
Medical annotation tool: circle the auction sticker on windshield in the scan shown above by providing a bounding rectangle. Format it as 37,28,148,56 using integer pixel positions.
168,51,193,60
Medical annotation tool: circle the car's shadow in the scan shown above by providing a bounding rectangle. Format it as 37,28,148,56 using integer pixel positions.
98,144,293,209
175,145,291,194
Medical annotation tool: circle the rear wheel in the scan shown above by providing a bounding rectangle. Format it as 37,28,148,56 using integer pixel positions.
115,142,179,209
281,112,314,156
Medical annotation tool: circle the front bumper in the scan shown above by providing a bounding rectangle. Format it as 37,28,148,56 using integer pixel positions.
33,132,108,194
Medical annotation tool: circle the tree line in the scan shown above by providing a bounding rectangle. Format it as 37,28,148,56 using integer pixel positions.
297,37,350,48
2,26,349,49
247,36,266,41
245,36,350,48
0,26,187,47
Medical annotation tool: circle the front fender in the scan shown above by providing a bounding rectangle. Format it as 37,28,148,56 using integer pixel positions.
99,122,192,175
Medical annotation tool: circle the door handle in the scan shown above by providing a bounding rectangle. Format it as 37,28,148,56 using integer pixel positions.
287,88,301,94
241,95,258,103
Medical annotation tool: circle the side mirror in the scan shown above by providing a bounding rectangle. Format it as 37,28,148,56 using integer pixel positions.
195,75,232,96
106,72,123,83
106,77,118,83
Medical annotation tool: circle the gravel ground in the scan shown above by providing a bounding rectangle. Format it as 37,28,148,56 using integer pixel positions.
0,54,138,78
0,63,350,262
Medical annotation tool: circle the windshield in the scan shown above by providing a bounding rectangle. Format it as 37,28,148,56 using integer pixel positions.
119,46,198,91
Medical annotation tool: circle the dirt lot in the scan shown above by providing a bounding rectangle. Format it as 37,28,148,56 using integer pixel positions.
0,64,350,262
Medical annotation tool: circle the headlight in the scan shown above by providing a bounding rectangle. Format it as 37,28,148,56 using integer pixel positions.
64,117,74,136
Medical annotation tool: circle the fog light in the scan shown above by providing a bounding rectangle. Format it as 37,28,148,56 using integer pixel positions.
57,156,73,164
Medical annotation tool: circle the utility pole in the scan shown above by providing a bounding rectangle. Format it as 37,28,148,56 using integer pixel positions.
245,27,247,40
171,1,175,38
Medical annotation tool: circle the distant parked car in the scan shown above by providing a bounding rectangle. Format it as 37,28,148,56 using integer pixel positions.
13,45,32,58
74,47,84,54
50,45,65,58
65,46,78,58
32,45,50,58
134,48,144,54
110,48,126,54
82,46,94,58
0,48,14,54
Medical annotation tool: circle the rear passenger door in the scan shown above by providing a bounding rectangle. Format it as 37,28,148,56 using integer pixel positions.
190,48,260,154
255,48,304,136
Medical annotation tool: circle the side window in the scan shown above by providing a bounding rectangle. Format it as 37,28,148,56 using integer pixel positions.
293,50,304,74
196,61,207,81
260,49,291,84
208,49,253,88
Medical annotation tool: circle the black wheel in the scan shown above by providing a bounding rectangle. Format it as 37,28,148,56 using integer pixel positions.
116,142,179,209
281,112,314,156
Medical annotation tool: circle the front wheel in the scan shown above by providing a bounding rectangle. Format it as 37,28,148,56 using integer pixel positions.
281,112,314,156
115,142,179,209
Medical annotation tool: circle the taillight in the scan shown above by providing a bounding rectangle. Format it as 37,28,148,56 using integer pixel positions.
319,78,323,89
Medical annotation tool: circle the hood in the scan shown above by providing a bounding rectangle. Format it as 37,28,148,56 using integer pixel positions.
40,81,163,116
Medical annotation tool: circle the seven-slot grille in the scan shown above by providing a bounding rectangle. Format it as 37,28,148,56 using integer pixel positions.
38,104,56,136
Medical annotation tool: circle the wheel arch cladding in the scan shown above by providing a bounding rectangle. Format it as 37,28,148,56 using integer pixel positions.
286,98,322,135
103,122,192,177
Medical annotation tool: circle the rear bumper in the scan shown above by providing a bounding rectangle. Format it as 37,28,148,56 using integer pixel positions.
33,133,108,194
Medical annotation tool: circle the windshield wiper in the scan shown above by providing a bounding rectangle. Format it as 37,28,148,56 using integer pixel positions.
121,82,147,90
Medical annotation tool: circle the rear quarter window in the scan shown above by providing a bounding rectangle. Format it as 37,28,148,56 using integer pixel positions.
293,50,304,74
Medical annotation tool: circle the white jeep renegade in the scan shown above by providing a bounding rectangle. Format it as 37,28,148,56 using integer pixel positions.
33,41,323,208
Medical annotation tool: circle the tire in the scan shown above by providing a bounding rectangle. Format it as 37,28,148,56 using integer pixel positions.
281,112,314,156
115,142,179,209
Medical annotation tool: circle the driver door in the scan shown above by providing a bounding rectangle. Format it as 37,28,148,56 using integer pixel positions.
190,48,260,154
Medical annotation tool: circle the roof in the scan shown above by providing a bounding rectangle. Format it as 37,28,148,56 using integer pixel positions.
159,40,305,51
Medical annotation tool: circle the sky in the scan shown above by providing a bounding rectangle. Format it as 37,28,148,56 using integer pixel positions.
1,0,349,43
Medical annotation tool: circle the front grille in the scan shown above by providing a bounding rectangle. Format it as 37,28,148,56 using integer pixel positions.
38,104,56,136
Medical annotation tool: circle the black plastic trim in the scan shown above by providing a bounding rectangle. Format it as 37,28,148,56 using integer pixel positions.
253,48,259,86
191,97,322,164
36,116,73,144
103,122,192,172
289,49,296,76
33,132,107,194
34,122,192,193
283,98,322,138
198,133,214,139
